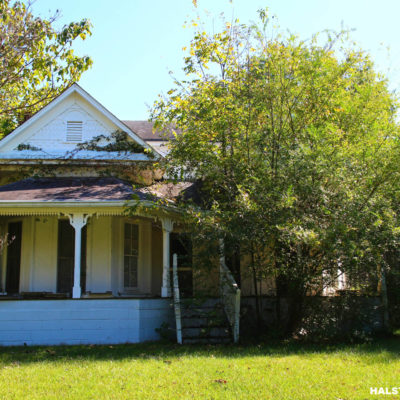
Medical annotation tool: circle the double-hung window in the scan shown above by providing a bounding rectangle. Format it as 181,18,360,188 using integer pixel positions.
124,223,139,289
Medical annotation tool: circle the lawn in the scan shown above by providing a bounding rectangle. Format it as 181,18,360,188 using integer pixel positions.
0,338,399,400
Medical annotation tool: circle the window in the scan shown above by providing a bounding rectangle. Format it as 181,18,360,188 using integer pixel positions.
170,233,193,297
6,222,22,295
66,121,83,142
124,223,139,288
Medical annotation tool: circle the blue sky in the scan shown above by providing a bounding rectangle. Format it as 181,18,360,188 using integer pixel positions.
31,0,400,120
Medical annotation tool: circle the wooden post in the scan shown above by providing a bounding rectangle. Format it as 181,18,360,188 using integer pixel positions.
68,213,90,299
172,253,182,344
161,218,174,297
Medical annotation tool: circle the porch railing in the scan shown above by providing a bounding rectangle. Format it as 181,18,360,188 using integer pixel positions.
219,240,241,343
172,253,183,344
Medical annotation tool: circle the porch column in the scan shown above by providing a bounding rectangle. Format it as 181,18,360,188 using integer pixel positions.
161,218,174,297
68,213,90,299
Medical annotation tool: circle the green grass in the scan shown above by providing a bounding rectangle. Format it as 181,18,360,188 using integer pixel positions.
0,339,399,399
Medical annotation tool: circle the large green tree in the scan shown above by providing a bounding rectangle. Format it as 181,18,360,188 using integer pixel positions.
0,0,92,136
152,10,400,334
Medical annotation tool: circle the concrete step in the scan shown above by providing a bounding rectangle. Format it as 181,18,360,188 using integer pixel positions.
181,307,225,319
181,316,227,328
176,298,233,344
182,326,230,338
180,298,223,309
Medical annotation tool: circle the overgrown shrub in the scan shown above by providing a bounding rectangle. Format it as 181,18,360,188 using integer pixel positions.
296,295,383,342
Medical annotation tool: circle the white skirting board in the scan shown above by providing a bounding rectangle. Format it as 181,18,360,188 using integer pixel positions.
0,299,174,346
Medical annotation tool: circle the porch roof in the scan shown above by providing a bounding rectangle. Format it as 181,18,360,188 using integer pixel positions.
0,177,195,204
0,177,135,202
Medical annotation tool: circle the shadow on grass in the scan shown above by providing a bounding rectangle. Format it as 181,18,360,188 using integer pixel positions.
0,337,399,365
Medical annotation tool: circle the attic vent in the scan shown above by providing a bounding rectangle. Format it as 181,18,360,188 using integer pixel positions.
66,121,83,142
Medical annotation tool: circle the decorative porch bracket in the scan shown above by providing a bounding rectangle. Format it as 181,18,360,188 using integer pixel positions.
68,213,91,299
161,218,174,297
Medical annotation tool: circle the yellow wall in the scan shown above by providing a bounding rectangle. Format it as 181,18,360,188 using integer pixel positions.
0,215,164,296
239,254,276,296
87,216,112,292
151,226,163,296
29,216,58,292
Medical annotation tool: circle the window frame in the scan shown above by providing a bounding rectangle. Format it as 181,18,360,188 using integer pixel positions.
122,222,140,291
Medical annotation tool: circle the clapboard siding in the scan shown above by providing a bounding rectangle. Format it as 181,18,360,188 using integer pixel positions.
0,299,174,346
1,215,163,297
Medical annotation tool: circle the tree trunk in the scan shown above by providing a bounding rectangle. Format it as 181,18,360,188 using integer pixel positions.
285,291,304,336
251,250,262,328
380,265,391,333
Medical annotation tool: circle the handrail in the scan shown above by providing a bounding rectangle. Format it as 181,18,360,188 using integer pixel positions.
219,239,241,343
172,253,182,344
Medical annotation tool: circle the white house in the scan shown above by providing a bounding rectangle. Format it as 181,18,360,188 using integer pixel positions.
0,84,197,346
0,81,359,346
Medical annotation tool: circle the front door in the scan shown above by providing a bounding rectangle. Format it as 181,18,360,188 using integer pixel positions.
170,233,193,297
5,221,22,295
57,220,86,295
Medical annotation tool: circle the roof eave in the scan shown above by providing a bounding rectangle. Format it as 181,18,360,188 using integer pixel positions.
0,199,182,218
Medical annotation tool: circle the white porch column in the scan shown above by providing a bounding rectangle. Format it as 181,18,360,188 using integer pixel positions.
68,213,90,299
161,218,174,297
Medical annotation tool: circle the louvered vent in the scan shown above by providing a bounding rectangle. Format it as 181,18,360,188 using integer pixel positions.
66,121,83,142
